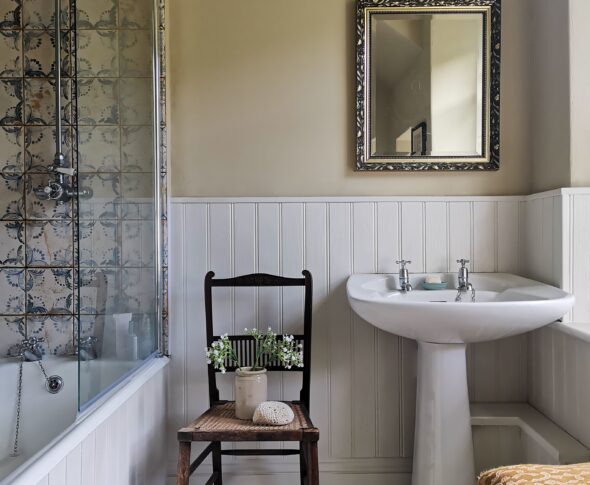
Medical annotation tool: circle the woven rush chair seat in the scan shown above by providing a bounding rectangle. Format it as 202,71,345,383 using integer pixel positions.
478,463,590,485
178,401,317,442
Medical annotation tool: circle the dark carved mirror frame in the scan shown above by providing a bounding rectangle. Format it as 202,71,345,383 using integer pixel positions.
355,0,501,172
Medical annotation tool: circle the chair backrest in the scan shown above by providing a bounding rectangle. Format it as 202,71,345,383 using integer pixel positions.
204,271,313,410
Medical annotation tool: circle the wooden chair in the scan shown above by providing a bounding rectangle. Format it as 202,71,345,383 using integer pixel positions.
176,271,319,485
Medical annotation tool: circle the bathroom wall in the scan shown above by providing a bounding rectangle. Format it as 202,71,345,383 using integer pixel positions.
0,0,167,359
0,0,77,357
168,0,532,197
569,0,590,188
167,195,528,484
521,188,590,449
526,0,571,193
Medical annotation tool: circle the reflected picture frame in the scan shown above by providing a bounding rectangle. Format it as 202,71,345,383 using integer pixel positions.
411,122,428,156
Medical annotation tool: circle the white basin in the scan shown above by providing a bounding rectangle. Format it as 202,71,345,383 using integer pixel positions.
346,272,575,485
347,273,575,344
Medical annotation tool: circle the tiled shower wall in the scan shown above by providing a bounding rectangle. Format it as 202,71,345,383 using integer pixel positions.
0,0,77,357
0,0,167,357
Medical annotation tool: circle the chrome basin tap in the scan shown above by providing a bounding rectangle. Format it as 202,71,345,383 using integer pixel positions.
396,260,413,292
456,259,475,302
456,259,472,291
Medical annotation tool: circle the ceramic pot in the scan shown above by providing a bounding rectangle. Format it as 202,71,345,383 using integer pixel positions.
235,367,267,420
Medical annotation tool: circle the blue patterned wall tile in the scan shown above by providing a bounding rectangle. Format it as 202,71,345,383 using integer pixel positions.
121,125,152,172
0,315,25,357
25,125,73,172
77,125,120,172
0,221,24,266
0,30,22,78
0,268,25,314
121,220,154,267
26,220,73,267
26,267,73,314
78,219,120,268
76,0,117,29
76,268,119,314
24,78,71,125
0,0,22,30
119,29,151,77
24,30,71,78
26,314,73,356
119,78,151,125
0,126,23,175
77,173,120,219
120,267,155,314
25,174,72,219
76,78,118,125
120,0,151,29
23,0,68,29
0,79,23,126
0,174,24,220
77,30,118,77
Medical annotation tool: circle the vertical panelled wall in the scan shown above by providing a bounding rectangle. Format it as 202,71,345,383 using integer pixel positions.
27,361,168,485
0,0,78,357
168,197,526,479
526,189,590,449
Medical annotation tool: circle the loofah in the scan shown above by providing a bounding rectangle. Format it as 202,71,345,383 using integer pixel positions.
252,401,295,426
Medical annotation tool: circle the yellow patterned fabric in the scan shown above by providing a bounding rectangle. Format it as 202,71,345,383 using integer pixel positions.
478,464,590,485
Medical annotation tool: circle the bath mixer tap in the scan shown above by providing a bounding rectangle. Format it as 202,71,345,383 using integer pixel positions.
19,337,43,362
396,260,413,292
78,336,99,361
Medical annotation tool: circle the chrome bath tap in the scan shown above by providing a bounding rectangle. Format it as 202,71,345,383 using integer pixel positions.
19,337,43,362
396,260,413,292
78,336,99,361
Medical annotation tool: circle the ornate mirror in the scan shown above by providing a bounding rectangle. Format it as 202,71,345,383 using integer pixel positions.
356,0,501,171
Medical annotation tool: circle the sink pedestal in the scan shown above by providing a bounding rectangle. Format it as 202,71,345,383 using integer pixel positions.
412,342,474,485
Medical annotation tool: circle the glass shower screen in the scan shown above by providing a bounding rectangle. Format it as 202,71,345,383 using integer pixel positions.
74,0,160,408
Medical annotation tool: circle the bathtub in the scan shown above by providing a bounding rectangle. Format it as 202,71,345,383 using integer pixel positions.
0,356,168,485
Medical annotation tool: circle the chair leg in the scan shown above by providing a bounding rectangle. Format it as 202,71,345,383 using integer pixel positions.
212,441,223,484
177,441,192,485
299,441,308,485
308,441,319,485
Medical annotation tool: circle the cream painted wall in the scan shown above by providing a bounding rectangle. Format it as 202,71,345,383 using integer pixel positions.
528,0,571,193
569,0,590,187
168,0,532,197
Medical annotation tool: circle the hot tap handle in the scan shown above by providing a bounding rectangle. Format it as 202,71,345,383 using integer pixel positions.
396,260,412,269
456,259,470,268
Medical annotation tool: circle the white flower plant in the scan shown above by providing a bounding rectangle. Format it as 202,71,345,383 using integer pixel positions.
206,327,304,373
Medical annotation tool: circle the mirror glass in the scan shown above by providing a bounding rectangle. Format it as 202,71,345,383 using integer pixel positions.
370,13,484,158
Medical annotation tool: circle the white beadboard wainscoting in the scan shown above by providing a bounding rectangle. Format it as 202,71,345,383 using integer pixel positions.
168,196,532,483
524,188,590,453
8,358,168,485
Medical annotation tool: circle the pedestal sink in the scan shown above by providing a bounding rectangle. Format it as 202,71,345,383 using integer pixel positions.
347,273,575,485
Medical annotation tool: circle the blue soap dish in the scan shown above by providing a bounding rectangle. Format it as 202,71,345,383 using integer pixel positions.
422,281,448,290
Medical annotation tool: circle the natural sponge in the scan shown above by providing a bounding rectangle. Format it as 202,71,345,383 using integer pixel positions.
252,401,295,426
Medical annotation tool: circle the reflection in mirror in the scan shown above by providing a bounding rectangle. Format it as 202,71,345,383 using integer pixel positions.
370,14,483,158
356,0,501,172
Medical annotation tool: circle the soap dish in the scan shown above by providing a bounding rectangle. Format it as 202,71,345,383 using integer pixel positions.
422,281,448,290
